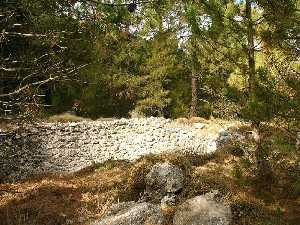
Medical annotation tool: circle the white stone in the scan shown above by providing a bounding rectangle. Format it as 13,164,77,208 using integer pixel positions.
0,117,227,181
193,123,205,129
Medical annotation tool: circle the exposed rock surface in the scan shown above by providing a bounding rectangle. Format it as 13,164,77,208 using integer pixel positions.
215,128,245,147
91,202,164,225
145,162,184,200
173,191,232,225
0,117,234,182
160,194,176,209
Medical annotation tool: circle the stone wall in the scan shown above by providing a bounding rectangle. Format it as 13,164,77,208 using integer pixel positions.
0,117,220,182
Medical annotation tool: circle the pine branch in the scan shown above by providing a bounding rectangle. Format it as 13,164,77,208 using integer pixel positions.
0,64,88,98
84,0,157,6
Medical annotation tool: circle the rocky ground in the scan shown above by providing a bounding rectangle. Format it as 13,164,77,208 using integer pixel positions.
91,162,232,225
0,119,299,225
0,117,237,182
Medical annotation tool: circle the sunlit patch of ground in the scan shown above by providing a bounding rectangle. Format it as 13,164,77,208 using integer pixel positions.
47,113,92,123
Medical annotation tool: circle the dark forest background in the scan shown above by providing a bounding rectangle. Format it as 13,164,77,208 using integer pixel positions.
0,0,299,127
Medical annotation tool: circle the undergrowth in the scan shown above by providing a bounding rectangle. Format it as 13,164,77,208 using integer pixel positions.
47,113,91,123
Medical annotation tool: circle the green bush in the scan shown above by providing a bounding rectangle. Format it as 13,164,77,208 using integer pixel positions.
48,113,91,123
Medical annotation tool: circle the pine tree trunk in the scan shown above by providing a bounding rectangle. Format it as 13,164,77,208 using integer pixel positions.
246,1,272,186
191,72,198,117
255,126,273,190
246,0,256,91
296,132,300,169
246,1,257,127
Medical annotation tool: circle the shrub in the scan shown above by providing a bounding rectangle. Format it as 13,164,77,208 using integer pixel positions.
47,113,91,123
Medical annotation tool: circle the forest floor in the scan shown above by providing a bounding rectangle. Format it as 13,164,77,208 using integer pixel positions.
0,119,299,225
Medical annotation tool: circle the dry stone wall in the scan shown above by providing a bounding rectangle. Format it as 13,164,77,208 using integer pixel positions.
0,117,220,182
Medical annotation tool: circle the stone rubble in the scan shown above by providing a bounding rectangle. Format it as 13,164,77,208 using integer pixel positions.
90,163,232,225
0,117,226,182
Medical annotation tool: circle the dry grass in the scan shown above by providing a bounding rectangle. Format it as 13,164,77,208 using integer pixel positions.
0,121,19,132
0,161,129,225
47,113,92,123
173,117,244,139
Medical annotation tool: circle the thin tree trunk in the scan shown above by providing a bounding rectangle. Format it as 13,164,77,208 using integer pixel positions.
255,126,273,190
246,1,260,127
191,72,198,117
246,0,256,91
246,1,272,185
296,132,300,169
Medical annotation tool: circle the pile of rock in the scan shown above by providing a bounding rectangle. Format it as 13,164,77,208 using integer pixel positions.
1,117,223,182
91,162,232,225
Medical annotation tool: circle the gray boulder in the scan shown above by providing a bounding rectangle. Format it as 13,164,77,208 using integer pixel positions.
145,162,184,199
91,202,164,225
173,191,231,225
216,128,245,147
216,129,232,146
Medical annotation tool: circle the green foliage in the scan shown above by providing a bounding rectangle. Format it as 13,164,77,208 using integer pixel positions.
241,65,297,123
168,74,191,118
1,0,299,122
133,33,187,117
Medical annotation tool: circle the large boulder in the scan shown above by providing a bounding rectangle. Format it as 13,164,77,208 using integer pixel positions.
91,202,164,225
145,162,185,199
173,191,231,225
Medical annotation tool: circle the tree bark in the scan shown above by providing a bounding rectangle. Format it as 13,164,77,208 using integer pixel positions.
245,1,273,186
190,72,198,117
246,0,256,91
254,127,273,190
